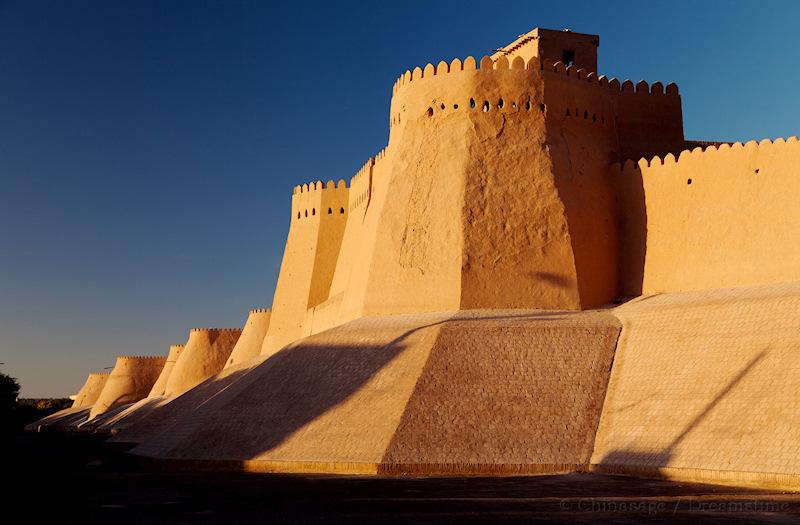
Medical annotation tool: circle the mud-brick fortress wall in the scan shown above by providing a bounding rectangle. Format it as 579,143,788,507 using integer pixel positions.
614,138,800,296
262,51,688,352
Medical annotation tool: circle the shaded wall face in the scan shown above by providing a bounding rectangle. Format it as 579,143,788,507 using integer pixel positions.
457,69,582,309
543,71,621,308
615,139,800,296
535,30,598,73
383,312,620,469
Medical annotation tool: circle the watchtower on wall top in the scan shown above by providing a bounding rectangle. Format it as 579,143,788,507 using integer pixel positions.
492,28,599,73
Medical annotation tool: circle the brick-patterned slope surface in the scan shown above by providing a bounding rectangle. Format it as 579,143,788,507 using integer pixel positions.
131,310,620,474
132,313,450,471
593,283,800,487
382,310,620,474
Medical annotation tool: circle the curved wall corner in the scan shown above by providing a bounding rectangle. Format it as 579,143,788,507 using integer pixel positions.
147,344,186,398
71,372,110,409
164,328,242,397
226,309,270,368
89,356,166,419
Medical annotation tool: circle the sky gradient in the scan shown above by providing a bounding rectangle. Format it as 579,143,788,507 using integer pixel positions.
2,0,799,396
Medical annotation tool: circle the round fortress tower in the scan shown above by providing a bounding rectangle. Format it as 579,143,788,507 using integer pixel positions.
89,355,167,420
147,344,185,398
226,308,271,368
71,372,110,409
163,327,242,397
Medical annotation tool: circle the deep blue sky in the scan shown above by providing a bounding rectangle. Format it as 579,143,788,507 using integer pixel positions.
2,1,798,396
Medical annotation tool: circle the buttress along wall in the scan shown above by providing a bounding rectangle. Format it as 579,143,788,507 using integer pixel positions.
261,181,348,355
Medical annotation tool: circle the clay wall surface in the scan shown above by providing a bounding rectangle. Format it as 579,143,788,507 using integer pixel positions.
593,283,800,487
89,356,166,419
226,309,270,368
261,181,348,356
382,310,620,473
148,344,185,398
71,372,109,408
164,328,242,397
614,138,800,296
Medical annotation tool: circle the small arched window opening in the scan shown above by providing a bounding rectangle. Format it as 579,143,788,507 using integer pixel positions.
304,210,308,217
297,212,300,219
340,207,345,214
328,207,332,214
539,103,546,113
440,103,445,110
566,108,570,117
583,110,588,119
482,101,490,112
426,107,433,117
312,208,316,216
469,98,476,109
687,178,693,185
497,98,504,109
453,103,459,109
592,114,596,123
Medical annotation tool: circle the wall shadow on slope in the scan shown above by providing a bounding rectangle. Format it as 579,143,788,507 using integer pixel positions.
114,365,261,444
598,350,767,470
141,311,594,461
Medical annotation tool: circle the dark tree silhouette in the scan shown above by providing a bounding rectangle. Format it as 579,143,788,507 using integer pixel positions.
0,371,21,438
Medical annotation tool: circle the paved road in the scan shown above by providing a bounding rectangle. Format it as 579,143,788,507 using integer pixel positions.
9,433,800,524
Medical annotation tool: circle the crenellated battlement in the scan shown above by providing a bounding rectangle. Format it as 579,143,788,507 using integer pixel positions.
249,307,271,314
292,179,348,195
117,355,168,362
613,136,800,174
189,328,242,334
391,55,677,99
